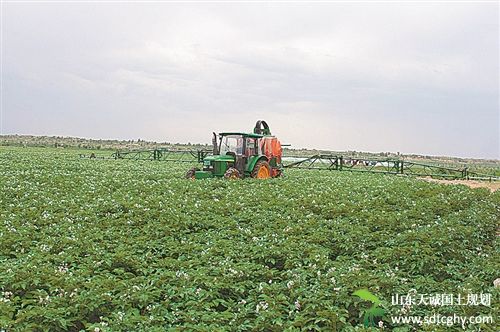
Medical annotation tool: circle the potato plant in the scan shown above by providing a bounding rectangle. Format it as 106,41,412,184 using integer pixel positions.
0,147,498,331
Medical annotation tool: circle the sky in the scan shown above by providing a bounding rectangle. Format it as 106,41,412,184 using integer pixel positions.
1,1,499,159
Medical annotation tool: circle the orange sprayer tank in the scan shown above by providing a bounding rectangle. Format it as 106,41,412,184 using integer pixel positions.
259,136,282,164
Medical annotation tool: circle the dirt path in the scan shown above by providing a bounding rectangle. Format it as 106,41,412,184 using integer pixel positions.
419,177,500,192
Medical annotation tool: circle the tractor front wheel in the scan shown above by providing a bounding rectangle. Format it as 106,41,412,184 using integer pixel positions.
185,167,199,179
224,167,241,179
251,160,271,179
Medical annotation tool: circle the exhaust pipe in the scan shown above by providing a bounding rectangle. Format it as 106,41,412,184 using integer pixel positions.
212,132,218,154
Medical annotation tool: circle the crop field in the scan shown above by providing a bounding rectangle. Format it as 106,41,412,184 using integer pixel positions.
0,147,499,331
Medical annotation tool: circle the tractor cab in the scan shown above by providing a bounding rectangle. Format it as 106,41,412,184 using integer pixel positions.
186,120,283,179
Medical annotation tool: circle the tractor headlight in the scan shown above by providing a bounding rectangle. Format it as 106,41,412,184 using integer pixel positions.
203,160,211,167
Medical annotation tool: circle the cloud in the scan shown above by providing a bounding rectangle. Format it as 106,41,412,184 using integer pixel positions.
2,2,499,158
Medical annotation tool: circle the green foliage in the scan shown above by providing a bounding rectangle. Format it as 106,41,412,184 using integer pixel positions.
0,147,499,331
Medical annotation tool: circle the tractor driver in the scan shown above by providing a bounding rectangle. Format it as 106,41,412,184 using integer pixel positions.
246,138,256,156
236,137,244,155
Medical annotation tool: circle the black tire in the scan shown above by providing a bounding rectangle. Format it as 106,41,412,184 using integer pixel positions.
224,167,241,179
274,168,283,177
185,167,199,179
251,160,271,179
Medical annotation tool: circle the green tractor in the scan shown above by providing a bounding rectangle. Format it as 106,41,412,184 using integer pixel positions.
186,120,283,179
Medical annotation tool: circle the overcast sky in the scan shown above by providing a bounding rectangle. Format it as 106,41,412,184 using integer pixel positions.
1,2,499,158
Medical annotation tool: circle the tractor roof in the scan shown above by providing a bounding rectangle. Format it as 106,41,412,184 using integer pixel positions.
219,132,266,138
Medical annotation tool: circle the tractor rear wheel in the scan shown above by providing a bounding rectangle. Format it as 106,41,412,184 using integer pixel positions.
224,167,241,179
185,167,199,179
251,160,271,179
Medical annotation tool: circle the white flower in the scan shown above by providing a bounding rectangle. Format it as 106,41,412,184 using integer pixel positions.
38,295,51,305
69,289,77,298
494,278,500,288
256,301,269,313
287,280,294,289
57,263,69,274
295,300,301,310
378,321,384,328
